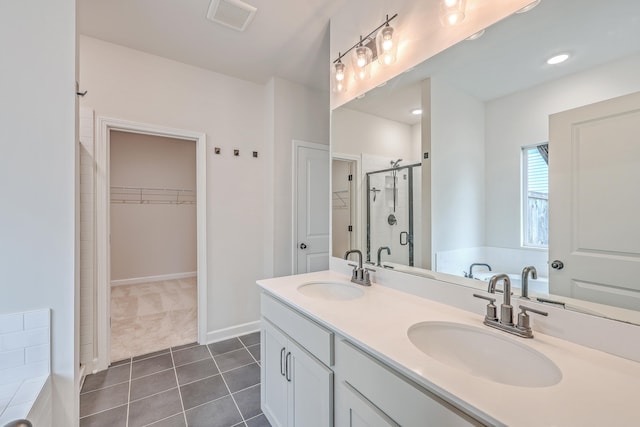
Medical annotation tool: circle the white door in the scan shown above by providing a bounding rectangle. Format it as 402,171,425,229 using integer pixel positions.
261,321,289,427
549,91,640,310
295,141,330,274
288,339,334,427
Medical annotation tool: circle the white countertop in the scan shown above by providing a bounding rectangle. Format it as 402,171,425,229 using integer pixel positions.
257,270,640,427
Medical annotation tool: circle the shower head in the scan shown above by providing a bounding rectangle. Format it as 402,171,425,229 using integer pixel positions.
390,159,403,168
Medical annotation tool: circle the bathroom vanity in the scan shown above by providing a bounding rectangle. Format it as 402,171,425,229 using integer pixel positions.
258,271,640,427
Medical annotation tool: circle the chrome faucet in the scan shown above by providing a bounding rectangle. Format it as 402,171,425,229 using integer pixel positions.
376,246,391,267
344,249,372,286
521,266,537,299
488,274,514,326
466,263,492,279
474,274,548,338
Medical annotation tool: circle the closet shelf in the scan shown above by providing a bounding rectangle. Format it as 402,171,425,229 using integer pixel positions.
110,186,196,205
333,190,349,209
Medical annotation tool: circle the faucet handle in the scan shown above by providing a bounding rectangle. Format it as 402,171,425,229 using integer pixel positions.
516,305,548,337
473,294,498,321
362,268,375,286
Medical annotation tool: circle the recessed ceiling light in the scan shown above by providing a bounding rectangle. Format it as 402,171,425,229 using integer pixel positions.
466,29,485,41
411,108,423,115
547,53,570,65
516,0,541,14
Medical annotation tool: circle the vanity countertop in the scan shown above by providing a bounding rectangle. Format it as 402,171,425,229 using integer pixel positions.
257,270,640,427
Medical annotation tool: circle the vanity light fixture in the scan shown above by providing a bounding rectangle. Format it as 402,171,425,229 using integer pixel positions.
332,13,399,91
411,108,423,115
516,0,542,14
547,53,569,65
440,0,466,27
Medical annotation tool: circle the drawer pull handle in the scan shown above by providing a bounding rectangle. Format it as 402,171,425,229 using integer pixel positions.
280,347,286,376
285,351,292,382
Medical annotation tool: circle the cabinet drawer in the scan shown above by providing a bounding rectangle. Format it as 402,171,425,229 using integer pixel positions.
261,292,334,366
336,339,485,427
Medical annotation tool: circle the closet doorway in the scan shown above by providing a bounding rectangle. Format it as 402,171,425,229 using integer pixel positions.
109,131,195,361
95,118,207,370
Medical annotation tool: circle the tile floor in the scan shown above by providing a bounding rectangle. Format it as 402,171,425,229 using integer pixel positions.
110,277,197,362
80,333,271,427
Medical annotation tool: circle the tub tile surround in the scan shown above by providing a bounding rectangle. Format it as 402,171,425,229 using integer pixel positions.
0,309,50,426
258,267,640,426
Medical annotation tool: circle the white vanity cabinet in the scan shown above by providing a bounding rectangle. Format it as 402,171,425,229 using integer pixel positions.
334,339,485,427
261,293,334,427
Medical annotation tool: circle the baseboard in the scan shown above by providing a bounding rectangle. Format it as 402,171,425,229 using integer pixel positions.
111,271,197,287
205,320,261,345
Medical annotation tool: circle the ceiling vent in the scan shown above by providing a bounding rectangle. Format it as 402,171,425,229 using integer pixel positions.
207,0,257,32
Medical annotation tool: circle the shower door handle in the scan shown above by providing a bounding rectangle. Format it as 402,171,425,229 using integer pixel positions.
400,232,409,246
299,243,307,250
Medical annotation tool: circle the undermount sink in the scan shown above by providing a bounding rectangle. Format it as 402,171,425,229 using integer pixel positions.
407,321,562,388
297,281,365,300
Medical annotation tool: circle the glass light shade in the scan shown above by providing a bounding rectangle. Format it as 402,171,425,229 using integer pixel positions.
376,24,398,66
440,0,466,27
351,45,372,81
332,61,347,93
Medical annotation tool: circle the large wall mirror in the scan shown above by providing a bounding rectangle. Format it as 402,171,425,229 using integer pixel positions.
331,0,640,324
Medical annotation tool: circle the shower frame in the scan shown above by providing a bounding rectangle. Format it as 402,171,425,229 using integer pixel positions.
366,162,421,266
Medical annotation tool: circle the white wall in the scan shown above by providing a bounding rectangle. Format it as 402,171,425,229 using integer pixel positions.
79,36,266,336
267,77,330,278
110,131,196,281
79,108,95,369
485,53,640,249
333,108,417,160
0,1,78,426
430,76,486,256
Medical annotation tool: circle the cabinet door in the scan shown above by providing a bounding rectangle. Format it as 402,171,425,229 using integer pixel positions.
339,381,399,427
288,339,334,427
262,321,289,427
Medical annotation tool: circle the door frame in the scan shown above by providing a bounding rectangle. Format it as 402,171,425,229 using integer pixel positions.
331,153,361,259
95,116,207,371
292,140,329,274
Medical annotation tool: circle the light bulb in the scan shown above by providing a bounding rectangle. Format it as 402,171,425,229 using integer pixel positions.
351,44,372,79
335,63,345,81
376,22,397,66
356,49,367,67
381,27,394,51
440,0,466,26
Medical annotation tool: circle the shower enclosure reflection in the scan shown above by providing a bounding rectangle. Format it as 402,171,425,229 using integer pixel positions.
366,161,422,267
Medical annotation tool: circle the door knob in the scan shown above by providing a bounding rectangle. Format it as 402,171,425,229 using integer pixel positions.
550,260,564,270
299,243,307,249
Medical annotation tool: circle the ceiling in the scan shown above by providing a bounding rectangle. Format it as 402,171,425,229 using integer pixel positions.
78,0,348,91
344,0,640,125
